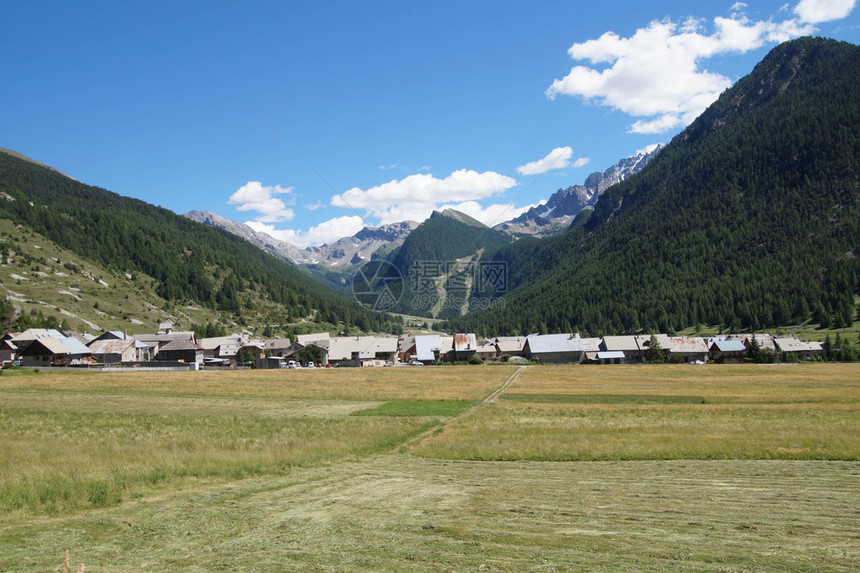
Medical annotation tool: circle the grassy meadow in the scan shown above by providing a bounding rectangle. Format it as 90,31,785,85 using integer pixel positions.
0,363,858,571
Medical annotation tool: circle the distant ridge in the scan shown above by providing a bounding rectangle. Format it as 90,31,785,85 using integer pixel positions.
442,37,860,337
495,145,663,236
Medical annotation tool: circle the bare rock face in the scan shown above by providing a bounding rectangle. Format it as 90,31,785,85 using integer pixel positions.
495,146,663,236
182,210,418,267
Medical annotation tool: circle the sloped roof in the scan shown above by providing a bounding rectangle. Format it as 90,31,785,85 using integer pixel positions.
602,336,639,352
328,337,398,360
158,339,203,352
136,332,196,345
667,337,709,353
729,333,777,351
453,333,478,352
526,333,584,354
88,338,135,355
297,332,330,345
581,338,603,352
59,337,91,355
710,339,747,352
11,328,64,343
774,337,823,352
263,338,294,351
414,335,441,361
440,337,454,353
495,336,526,353
635,334,672,350
199,334,245,351
20,337,70,355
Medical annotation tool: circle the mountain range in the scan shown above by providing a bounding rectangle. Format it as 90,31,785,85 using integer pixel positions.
1,37,857,340
0,149,401,336
495,145,663,236
442,37,860,337
183,210,419,268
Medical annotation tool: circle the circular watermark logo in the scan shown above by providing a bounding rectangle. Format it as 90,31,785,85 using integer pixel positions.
351,261,403,311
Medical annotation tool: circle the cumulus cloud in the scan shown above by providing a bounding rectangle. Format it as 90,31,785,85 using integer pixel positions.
517,146,585,175
545,0,854,133
228,181,295,222
332,169,518,224
795,0,856,23
246,215,366,249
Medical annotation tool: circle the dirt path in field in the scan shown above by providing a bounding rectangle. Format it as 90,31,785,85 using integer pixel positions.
399,365,526,450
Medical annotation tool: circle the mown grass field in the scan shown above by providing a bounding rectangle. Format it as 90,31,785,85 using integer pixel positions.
0,363,858,571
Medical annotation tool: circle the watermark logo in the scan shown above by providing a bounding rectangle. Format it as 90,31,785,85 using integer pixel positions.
352,259,508,312
351,261,404,311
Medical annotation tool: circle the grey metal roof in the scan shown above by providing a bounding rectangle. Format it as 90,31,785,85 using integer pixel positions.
413,335,442,361
601,336,639,352
597,351,626,360
526,333,584,354
774,337,823,352
59,336,91,355
710,339,747,352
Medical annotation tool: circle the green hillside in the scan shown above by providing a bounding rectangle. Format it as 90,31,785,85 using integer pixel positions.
442,37,860,337
384,209,513,318
0,150,401,336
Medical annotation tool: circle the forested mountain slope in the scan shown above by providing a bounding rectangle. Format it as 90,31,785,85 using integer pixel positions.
0,150,401,334
443,37,860,337
382,209,513,318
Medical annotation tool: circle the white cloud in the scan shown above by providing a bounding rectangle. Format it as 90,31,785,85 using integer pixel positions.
246,215,366,249
228,181,295,223
544,2,844,134
516,146,582,175
795,0,856,23
571,157,591,168
332,169,518,224
305,201,325,211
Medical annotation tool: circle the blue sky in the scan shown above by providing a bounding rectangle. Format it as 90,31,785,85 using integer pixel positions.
3,1,858,247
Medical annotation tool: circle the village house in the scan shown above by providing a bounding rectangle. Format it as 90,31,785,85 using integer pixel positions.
731,333,777,353
494,336,527,360
774,336,823,360
666,337,709,363
524,333,584,364
600,336,641,364
708,339,747,363
580,337,604,363
0,337,18,365
199,334,246,360
135,331,198,357
476,339,499,362
17,336,92,367
635,334,672,362
155,339,204,367
401,334,435,364
450,333,478,362
326,336,398,367
87,337,154,364
264,338,303,360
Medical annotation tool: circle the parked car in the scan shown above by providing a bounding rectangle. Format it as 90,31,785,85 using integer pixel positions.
410,361,424,366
